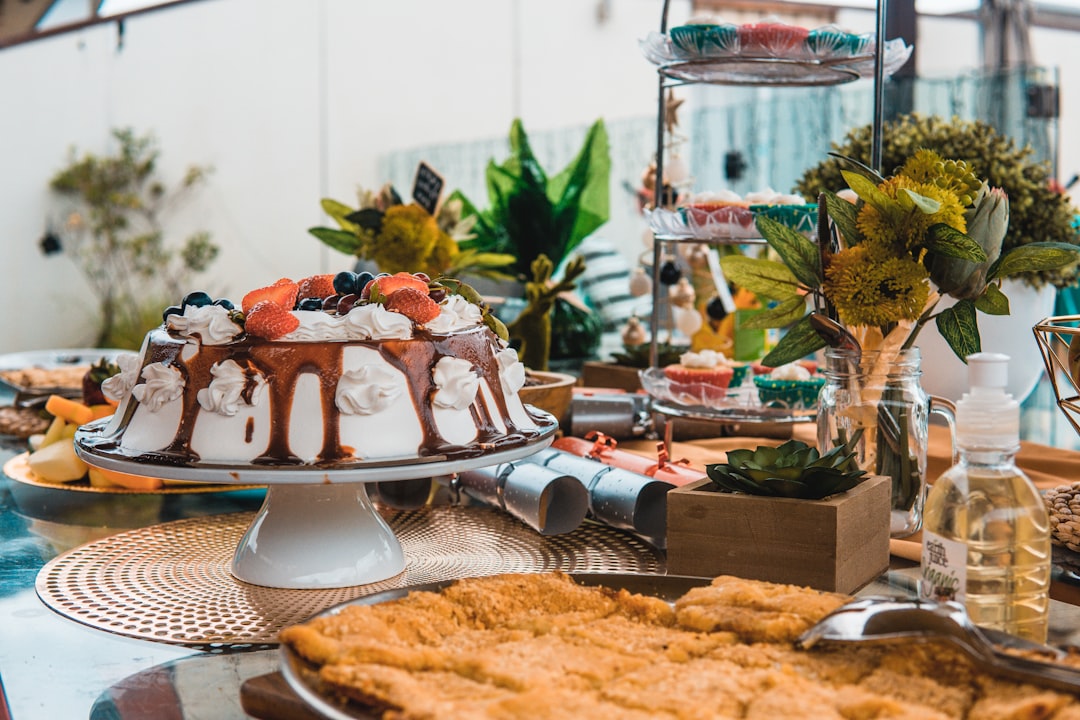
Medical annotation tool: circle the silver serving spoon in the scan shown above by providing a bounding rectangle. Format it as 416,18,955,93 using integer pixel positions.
798,596,1080,694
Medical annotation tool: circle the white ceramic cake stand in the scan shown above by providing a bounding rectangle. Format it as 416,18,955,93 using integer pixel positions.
74,422,557,589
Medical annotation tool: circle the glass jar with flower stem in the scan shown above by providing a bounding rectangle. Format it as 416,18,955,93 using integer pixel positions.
818,346,956,537
720,148,1079,538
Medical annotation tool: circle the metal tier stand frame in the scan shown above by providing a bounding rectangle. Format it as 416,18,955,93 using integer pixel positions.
647,0,889,369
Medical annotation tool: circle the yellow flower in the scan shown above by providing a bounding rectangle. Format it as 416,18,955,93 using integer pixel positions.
856,175,967,254
823,245,930,327
372,204,440,274
424,231,460,277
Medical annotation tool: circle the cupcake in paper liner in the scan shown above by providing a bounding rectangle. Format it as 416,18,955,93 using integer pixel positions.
669,24,715,57
751,202,818,235
806,26,870,59
664,348,736,402
737,21,809,58
753,361,825,409
704,23,739,55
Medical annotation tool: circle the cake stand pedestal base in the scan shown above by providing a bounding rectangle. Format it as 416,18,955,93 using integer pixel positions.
232,483,404,589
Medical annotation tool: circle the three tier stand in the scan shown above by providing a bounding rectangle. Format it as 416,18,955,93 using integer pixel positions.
642,0,899,431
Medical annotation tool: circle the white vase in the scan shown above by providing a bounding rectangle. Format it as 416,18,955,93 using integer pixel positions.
918,279,1057,402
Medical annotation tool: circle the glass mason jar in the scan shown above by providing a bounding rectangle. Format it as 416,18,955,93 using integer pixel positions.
818,347,955,538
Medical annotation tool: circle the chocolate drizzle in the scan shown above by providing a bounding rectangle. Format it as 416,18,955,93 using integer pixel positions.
90,324,553,469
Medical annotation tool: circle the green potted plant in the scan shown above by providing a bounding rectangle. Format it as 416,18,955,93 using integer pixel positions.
666,439,890,593
451,118,611,368
47,128,217,349
794,113,1080,400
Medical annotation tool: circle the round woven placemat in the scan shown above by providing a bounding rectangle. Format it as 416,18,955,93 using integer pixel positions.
36,506,664,646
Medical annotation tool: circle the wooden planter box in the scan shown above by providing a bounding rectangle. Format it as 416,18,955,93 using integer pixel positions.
666,475,891,594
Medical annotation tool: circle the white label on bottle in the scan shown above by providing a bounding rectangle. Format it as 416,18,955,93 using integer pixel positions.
920,530,967,602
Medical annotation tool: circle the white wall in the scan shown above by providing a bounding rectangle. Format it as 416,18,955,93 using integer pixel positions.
0,0,1075,353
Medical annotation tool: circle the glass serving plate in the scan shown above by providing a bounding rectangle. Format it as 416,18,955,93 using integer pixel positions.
640,30,912,86
639,367,819,423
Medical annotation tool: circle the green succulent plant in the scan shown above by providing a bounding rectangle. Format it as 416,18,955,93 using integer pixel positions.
795,113,1080,289
705,439,867,500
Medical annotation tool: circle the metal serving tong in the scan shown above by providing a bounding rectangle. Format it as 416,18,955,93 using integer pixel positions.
797,596,1080,695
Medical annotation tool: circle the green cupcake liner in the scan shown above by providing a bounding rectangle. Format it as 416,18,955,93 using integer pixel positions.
753,375,825,409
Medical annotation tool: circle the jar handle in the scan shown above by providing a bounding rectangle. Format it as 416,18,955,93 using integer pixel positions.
929,395,958,467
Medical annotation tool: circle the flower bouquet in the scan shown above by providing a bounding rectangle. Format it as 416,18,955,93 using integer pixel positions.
308,183,516,281
720,148,1079,535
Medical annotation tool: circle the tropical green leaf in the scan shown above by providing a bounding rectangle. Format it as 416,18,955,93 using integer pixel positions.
822,189,861,247
899,188,941,214
830,152,886,185
307,227,362,256
718,255,802,301
548,119,610,262
935,300,981,361
842,170,897,217
761,315,826,367
925,224,987,261
974,282,1010,315
755,215,822,289
988,242,1080,280
738,295,807,329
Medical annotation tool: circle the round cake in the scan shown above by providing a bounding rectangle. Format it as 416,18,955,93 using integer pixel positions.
80,272,555,468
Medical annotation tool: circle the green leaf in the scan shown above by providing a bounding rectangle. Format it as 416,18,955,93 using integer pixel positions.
842,170,897,218
344,207,384,234
319,198,359,232
988,242,1080,280
974,282,1010,315
899,188,941,214
547,119,610,262
830,153,886,185
925,224,988,261
823,190,861,247
738,295,807,329
935,300,981,361
307,227,362,256
718,255,802,301
755,215,822,289
761,315,827,367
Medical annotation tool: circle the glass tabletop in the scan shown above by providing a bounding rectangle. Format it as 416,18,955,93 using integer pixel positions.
3,379,1080,719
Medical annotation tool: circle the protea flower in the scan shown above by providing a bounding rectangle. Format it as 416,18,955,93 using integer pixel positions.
705,439,867,500
926,183,1009,300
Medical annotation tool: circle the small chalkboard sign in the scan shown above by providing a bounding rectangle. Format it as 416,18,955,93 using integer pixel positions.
411,162,444,215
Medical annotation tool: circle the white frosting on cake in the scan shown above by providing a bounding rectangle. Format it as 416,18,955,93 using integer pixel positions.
197,359,267,416
432,356,480,411
283,304,414,342
335,364,403,416
166,305,243,345
131,363,185,412
425,294,484,334
102,352,142,403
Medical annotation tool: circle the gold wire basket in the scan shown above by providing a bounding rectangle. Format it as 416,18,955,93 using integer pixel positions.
1033,315,1080,436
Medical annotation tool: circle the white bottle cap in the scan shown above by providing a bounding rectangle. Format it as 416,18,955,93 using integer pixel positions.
956,352,1019,450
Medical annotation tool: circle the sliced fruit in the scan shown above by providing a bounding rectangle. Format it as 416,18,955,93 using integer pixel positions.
297,274,337,302
40,415,68,448
241,278,298,313
27,439,88,483
45,395,94,426
362,272,429,300
90,404,116,420
88,466,164,491
384,287,441,325
245,300,301,340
